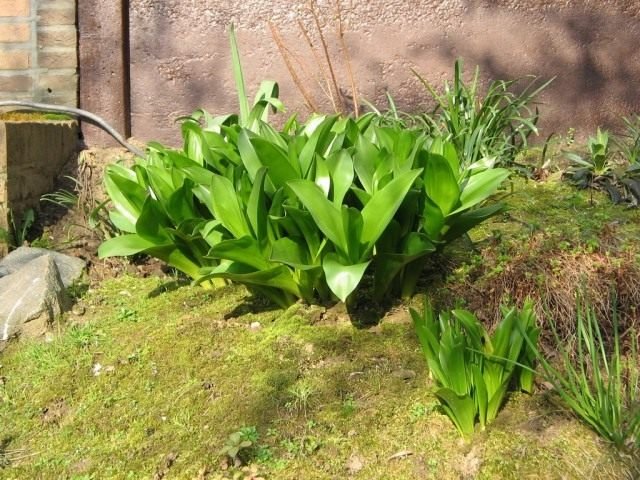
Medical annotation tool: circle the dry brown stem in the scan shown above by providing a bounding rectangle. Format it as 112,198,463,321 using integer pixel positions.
309,0,346,114
268,21,319,112
335,0,359,116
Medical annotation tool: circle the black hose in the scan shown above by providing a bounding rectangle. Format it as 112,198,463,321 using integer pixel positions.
0,100,145,157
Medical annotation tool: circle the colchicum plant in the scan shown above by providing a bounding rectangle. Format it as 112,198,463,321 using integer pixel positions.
99,27,510,307
411,300,539,436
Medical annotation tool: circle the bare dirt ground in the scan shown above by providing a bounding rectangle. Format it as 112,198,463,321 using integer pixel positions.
35,146,166,285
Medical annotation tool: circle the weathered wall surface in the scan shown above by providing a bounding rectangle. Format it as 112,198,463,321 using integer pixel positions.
126,0,640,146
78,0,129,146
0,119,78,253
0,0,77,106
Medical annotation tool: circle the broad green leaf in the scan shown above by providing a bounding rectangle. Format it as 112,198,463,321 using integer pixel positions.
271,237,318,270
326,150,354,206
209,174,251,238
199,262,301,298
424,153,459,216
361,169,422,248
247,168,268,242
442,203,505,242
453,168,510,213
374,232,435,298
251,137,300,188
104,166,147,232
288,180,348,256
353,134,378,193
98,234,159,258
322,253,370,302
136,198,173,245
299,116,338,176
283,206,322,259
472,365,488,429
314,156,331,197
166,181,198,224
439,327,469,396
435,388,476,436
208,236,270,270
238,129,262,182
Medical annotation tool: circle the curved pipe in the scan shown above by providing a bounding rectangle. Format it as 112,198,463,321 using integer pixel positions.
0,100,145,157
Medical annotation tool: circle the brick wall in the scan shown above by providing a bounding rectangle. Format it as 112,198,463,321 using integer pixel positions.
0,0,77,106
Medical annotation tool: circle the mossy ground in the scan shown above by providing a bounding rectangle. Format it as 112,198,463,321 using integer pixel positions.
0,176,639,479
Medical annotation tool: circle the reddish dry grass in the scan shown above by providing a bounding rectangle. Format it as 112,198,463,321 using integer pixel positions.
443,238,640,341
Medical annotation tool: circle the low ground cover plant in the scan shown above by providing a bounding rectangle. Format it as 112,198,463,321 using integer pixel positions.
565,122,640,205
99,30,509,307
524,303,639,452
411,300,539,436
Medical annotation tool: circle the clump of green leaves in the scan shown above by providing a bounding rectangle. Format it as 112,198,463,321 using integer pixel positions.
220,426,259,467
614,115,640,165
0,208,35,249
411,300,539,436
524,304,639,452
412,59,552,171
99,29,509,307
565,125,640,205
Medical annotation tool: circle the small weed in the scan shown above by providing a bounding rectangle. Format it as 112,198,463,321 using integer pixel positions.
67,324,101,349
409,402,436,421
115,308,138,323
220,427,259,467
285,380,315,416
341,394,357,417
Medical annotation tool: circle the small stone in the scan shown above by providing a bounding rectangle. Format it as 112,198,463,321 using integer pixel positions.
388,450,413,461
249,321,262,331
92,363,102,376
72,304,86,316
392,369,416,381
347,429,357,437
346,454,364,474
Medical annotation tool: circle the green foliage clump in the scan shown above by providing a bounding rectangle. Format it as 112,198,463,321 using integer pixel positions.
412,59,552,171
526,304,640,452
565,122,640,205
411,300,539,436
0,208,34,249
99,30,509,307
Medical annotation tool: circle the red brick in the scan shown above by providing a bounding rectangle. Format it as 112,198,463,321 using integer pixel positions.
38,50,76,69
0,74,32,91
0,51,30,70
0,0,30,17
38,27,76,49
38,7,76,26
0,23,30,43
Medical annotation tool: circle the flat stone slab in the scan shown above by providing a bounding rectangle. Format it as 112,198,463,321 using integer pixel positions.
0,254,67,341
0,246,85,288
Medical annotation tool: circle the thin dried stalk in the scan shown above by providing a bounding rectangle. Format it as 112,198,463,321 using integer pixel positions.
309,0,346,114
335,0,358,116
269,21,319,112
298,20,337,111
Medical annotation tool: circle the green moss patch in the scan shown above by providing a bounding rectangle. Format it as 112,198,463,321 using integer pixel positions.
0,273,636,479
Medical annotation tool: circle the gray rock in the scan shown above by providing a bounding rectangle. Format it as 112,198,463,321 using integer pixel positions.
0,246,85,288
0,255,68,341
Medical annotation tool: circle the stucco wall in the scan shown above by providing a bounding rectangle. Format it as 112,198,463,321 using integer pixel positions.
90,1,640,146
